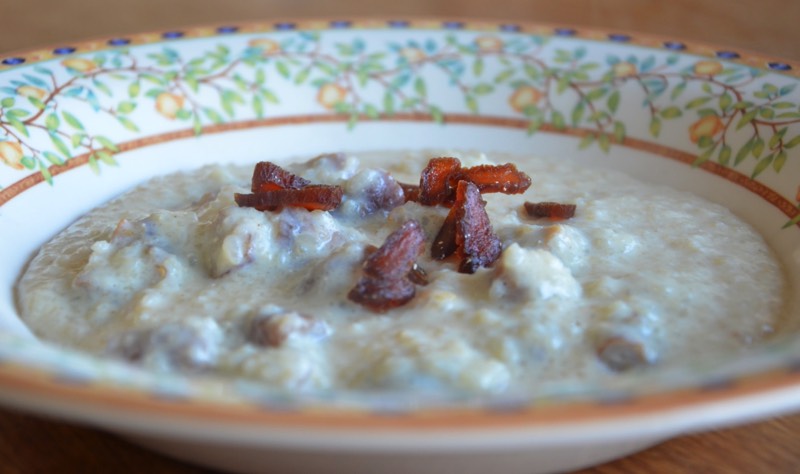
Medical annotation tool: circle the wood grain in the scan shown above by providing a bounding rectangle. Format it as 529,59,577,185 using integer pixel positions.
1,1,799,473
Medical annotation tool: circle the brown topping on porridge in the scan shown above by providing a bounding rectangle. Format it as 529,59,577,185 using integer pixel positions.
235,185,343,212
348,220,426,311
596,337,648,372
399,182,421,203
407,263,429,286
524,201,577,220
236,161,343,212
432,180,502,273
405,157,532,206
248,310,330,348
251,161,311,192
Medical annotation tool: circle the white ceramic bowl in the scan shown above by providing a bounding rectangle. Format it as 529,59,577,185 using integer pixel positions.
1,19,799,474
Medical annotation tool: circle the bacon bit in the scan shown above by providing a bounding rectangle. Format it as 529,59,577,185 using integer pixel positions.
237,161,343,212
411,157,532,206
524,201,577,220
432,180,502,273
348,220,426,311
399,182,421,203
451,163,532,196
234,185,343,212
251,161,311,192
419,157,462,205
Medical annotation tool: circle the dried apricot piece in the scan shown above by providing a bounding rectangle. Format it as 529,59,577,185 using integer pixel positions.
251,161,311,192
348,220,426,312
524,201,577,220
234,185,343,212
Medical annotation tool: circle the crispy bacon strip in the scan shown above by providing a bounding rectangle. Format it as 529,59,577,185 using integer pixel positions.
451,163,532,195
432,180,502,273
524,201,577,220
251,161,311,192
348,220,426,312
234,185,343,212
237,161,343,212
410,157,532,206
419,157,462,205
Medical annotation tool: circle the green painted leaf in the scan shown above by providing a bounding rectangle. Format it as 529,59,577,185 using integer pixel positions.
38,161,53,184
769,127,788,149
117,116,140,132
692,144,717,167
660,106,682,119
95,150,117,166
670,82,687,100
7,116,29,137
95,136,119,152
49,133,72,158
751,153,774,178
186,76,200,93
43,151,63,165
261,89,279,104
276,61,291,79
784,134,800,149
117,101,137,114
414,77,427,98
175,109,192,120
606,90,620,114
294,68,311,85
473,83,493,95
71,133,84,147
772,101,795,109
128,82,140,98
734,138,754,165
701,83,713,94
719,93,732,111
87,154,100,174
45,113,60,132
524,64,541,81
685,96,712,109
20,156,35,169
613,121,626,143
252,95,264,118
578,133,595,149
27,97,45,110
585,88,607,101
752,137,765,158
782,213,800,229
556,75,571,94
203,108,224,124
571,101,585,126
649,117,662,137
192,115,203,136
494,69,515,84
347,112,358,131
429,106,444,124
718,144,732,165
7,108,31,118
697,136,715,149
736,109,758,130
473,58,484,77
773,150,788,172
62,111,85,130
255,68,266,85
465,95,479,114
383,92,395,115
526,118,542,136
0,97,14,108
597,133,611,153
550,110,565,130
733,101,753,110
759,107,775,119
93,79,113,97
363,104,380,119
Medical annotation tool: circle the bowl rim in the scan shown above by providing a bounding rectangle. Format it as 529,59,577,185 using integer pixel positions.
1,16,800,436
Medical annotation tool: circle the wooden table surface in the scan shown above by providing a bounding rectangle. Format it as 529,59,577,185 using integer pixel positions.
2,1,799,473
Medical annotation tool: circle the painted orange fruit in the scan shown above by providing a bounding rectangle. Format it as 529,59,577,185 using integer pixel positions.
0,141,25,170
509,86,544,113
155,93,185,119
688,115,725,143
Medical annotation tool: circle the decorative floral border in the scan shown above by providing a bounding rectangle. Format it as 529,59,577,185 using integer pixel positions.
1,19,798,227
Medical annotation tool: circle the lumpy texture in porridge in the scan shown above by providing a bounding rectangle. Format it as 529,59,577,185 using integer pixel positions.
17,151,786,395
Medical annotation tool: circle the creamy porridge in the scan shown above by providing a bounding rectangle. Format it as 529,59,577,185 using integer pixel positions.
16,151,786,395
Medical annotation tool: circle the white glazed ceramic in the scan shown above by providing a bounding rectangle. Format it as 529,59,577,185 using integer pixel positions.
1,19,800,474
